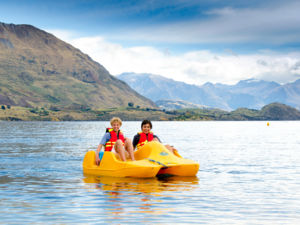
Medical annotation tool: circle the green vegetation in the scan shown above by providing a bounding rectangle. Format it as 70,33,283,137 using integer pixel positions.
29,107,49,116
1,103,300,121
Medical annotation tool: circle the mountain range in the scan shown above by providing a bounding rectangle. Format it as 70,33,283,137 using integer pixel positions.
1,21,300,120
118,72,300,110
0,22,155,109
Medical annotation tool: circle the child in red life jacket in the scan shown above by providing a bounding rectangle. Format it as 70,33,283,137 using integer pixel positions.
95,117,135,165
132,119,177,154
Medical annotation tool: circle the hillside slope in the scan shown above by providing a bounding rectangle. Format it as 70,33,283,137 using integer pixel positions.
0,22,155,109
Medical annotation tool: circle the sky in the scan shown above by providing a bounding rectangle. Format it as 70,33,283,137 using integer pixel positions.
1,0,300,85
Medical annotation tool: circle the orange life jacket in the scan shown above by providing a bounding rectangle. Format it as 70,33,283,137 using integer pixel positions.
105,128,125,151
136,131,153,150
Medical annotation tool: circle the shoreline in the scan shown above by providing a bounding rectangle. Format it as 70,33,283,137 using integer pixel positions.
1,103,300,121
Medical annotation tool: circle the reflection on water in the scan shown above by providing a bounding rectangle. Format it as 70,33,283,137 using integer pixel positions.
82,175,199,221
1,121,300,224
83,175,199,194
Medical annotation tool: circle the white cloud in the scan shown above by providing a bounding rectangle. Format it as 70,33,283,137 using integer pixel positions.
119,1,300,45
49,30,300,85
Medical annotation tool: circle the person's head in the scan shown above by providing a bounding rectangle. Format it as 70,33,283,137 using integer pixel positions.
110,117,122,132
141,120,152,134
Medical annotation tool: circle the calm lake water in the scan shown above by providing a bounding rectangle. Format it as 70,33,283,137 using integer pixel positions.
0,121,300,224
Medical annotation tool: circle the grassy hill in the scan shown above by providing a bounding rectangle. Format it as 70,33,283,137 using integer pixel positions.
0,105,172,121
1,102,300,121
0,22,155,109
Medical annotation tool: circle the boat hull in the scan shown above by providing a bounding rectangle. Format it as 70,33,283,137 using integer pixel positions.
82,141,199,178
135,142,199,177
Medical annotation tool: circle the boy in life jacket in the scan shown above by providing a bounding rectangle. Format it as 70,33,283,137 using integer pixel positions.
95,117,135,165
132,119,177,154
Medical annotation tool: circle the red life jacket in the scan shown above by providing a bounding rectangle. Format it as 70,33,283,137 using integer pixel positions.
136,131,153,150
105,128,125,151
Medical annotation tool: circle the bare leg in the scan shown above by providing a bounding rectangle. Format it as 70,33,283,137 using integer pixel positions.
153,137,159,142
114,140,126,161
165,144,176,154
125,138,135,161
153,137,176,154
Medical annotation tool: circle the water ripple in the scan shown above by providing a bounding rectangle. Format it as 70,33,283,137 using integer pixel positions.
1,121,300,224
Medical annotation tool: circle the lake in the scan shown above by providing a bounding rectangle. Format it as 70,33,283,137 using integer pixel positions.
0,121,300,224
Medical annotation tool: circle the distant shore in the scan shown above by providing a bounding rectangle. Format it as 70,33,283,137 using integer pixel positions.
1,103,300,121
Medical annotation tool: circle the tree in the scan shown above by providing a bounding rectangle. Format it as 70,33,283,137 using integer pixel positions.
50,106,60,111
128,102,134,107
1,105,5,110
7,105,11,109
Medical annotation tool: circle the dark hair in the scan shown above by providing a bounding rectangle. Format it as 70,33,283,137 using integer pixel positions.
141,120,152,129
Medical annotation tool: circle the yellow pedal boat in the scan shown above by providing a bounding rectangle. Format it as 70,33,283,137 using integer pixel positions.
82,141,199,178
